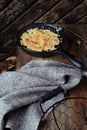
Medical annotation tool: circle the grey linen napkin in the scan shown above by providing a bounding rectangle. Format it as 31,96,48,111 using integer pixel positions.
0,60,87,130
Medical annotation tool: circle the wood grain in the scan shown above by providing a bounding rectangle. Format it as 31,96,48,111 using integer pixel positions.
57,0,87,24
0,56,16,73
0,0,36,32
0,39,16,61
0,0,13,12
36,0,84,23
77,15,87,24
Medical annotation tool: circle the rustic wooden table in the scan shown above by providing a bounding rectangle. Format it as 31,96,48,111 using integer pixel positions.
0,0,87,129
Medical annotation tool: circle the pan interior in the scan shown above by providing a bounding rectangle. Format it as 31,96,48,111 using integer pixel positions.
20,29,61,51
19,23,63,52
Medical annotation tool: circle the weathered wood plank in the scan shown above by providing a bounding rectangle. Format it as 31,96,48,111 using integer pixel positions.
0,56,16,73
16,47,32,69
0,39,16,61
77,15,87,24
67,78,87,98
0,0,59,46
0,0,13,12
0,0,36,32
57,0,87,24
56,24,87,41
0,39,16,53
36,0,84,23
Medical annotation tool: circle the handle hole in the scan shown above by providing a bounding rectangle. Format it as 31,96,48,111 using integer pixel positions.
64,75,70,84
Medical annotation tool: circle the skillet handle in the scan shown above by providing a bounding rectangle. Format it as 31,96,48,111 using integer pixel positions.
58,49,83,69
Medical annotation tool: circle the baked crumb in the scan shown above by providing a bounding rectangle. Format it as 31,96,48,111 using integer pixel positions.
20,28,60,51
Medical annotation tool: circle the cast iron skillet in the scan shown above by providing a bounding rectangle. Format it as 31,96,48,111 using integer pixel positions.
17,23,83,69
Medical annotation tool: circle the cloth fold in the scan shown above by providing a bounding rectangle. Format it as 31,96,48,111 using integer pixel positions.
0,60,86,130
